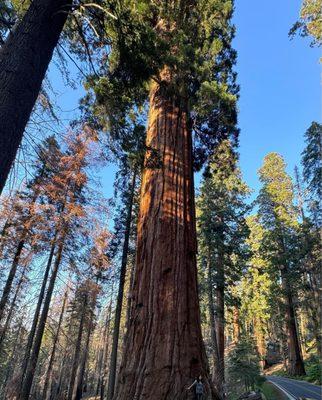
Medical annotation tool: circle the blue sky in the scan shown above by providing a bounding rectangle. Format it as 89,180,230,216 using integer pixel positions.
233,0,320,199
48,0,321,202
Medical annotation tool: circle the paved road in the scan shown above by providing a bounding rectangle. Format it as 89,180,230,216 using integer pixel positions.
267,376,322,400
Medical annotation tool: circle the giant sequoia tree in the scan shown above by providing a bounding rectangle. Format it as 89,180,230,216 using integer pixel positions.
88,1,238,399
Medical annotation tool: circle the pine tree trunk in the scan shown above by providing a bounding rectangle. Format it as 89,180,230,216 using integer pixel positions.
0,238,25,323
232,305,240,343
99,300,113,399
207,256,223,397
281,270,306,376
114,72,219,400
0,267,25,353
19,236,65,400
214,251,225,396
74,309,94,400
254,318,266,370
0,218,10,257
67,293,87,400
19,240,56,388
107,170,137,400
42,285,68,400
0,0,72,193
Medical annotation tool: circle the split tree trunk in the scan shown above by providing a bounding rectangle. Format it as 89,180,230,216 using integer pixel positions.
107,170,137,400
0,0,72,193
114,72,219,400
281,270,306,376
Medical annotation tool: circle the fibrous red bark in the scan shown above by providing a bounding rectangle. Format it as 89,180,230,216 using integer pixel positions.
114,73,219,400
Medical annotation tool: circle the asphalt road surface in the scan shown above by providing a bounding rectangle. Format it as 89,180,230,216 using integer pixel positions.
267,376,322,400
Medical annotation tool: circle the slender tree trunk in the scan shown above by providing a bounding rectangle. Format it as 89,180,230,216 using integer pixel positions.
114,71,219,400
214,249,225,396
254,318,266,370
232,305,240,344
2,320,24,397
0,0,72,193
107,170,137,400
0,238,25,323
42,285,68,400
0,267,25,353
0,218,10,257
99,300,113,399
281,269,306,376
74,309,94,400
19,236,65,400
67,293,87,400
207,256,223,397
19,241,56,388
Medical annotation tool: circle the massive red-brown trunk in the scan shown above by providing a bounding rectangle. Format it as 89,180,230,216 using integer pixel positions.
281,271,306,376
114,74,219,400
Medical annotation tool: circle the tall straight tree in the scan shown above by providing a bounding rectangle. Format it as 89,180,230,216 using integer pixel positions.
91,0,238,400
0,0,73,193
197,141,249,396
87,1,239,398
257,153,306,376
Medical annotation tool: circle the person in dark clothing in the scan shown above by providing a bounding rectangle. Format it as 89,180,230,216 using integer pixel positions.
187,375,205,400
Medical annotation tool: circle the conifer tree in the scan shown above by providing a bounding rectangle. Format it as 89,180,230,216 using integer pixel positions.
197,140,249,396
86,1,239,397
257,153,306,376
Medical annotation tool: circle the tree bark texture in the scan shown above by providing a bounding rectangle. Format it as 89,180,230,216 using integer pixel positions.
281,270,306,376
0,0,72,193
114,74,219,400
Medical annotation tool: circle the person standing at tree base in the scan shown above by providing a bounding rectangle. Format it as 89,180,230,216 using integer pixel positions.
187,376,205,400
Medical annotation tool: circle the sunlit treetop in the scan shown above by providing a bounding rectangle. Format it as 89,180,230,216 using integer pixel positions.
82,0,239,170
258,152,298,230
289,0,322,47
